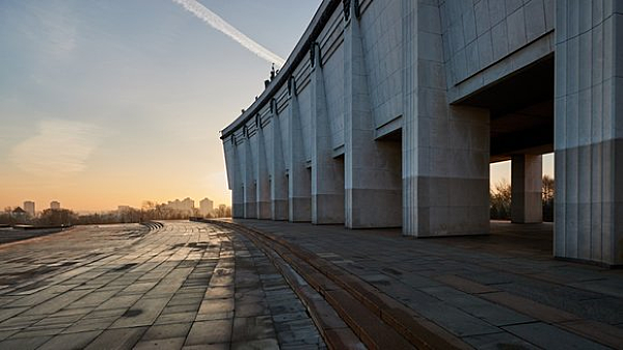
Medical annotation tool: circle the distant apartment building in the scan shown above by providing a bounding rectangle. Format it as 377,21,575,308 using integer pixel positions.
199,198,213,216
165,198,194,214
50,201,60,210
117,205,131,213
23,201,35,216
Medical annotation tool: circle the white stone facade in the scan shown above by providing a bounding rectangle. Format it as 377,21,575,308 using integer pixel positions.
221,0,623,266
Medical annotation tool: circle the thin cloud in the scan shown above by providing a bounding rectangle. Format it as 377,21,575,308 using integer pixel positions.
172,0,286,67
10,119,103,177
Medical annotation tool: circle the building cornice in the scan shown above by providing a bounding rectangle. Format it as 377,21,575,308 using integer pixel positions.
220,0,341,140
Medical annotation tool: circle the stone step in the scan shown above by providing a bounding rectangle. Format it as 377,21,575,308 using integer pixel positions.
211,220,472,350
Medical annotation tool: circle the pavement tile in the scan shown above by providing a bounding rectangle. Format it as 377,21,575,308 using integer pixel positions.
481,291,580,323
84,326,147,350
0,307,29,323
94,294,142,311
0,314,43,330
134,337,186,350
0,335,52,350
154,312,197,325
65,290,118,309
198,298,234,314
185,320,232,346
22,290,92,316
82,308,127,320
182,343,228,350
231,338,279,350
503,322,611,350
37,330,102,350
110,297,170,328
33,313,84,326
232,316,276,342
161,304,199,314
462,331,541,350
141,323,191,341
557,319,623,349
8,327,65,339
61,316,118,333
204,286,235,299
53,307,93,317
420,286,534,326
0,330,18,341
194,311,234,322
435,274,499,294
235,301,270,318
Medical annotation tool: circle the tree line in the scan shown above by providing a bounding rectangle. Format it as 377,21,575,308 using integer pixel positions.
0,202,232,227
490,175,554,222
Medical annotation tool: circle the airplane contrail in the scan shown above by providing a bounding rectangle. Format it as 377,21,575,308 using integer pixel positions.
172,0,286,67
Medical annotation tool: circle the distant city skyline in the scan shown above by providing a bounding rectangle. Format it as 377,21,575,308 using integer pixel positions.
5,195,222,214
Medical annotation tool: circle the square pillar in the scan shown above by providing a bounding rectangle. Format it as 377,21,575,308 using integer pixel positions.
223,136,244,218
242,134,256,219
269,108,289,220
402,0,490,237
511,155,543,223
554,0,623,266
254,120,271,219
311,44,345,224
343,1,402,228
288,87,311,222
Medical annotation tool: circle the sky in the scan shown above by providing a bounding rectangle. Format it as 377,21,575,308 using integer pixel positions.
0,0,552,213
0,0,321,212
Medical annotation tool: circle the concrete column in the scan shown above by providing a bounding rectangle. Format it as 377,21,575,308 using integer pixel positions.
288,85,311,222
269,109,289,220
311,44,345,224
223,136,244,218
344,1,402,228
554,0,623,266
242,133,256,219
402,0,490,237
231,140,244,219
511,155,543,223
254,119,271,219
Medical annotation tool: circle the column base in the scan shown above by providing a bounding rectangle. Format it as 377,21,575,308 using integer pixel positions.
244,203,257,219
232,204,244,219
271,200,288,221
346,188,401,228
289,197,311,222
312,194,344,224
403,176,489,237
256,201,271,219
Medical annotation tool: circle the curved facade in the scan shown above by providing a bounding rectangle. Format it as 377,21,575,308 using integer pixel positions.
221,0,623,266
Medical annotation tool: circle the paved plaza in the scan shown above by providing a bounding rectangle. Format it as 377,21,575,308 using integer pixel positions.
0,222,324,349
230,219,623,349
1,220,622,349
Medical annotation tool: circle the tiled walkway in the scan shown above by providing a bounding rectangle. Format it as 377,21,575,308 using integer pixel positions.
233,219,623,350
0,222,324,349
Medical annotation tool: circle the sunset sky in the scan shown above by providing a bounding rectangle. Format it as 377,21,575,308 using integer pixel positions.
0,0,552,213
0,0,321,212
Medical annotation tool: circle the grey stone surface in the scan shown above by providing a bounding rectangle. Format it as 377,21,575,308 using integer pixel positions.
0,222,325,349
503,322,611,350
236,219,623,347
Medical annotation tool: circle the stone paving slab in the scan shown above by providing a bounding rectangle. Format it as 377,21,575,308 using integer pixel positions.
0,221,325,349
234,219,623,349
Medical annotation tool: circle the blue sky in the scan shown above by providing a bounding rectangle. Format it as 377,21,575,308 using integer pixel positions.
0,0,321,211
